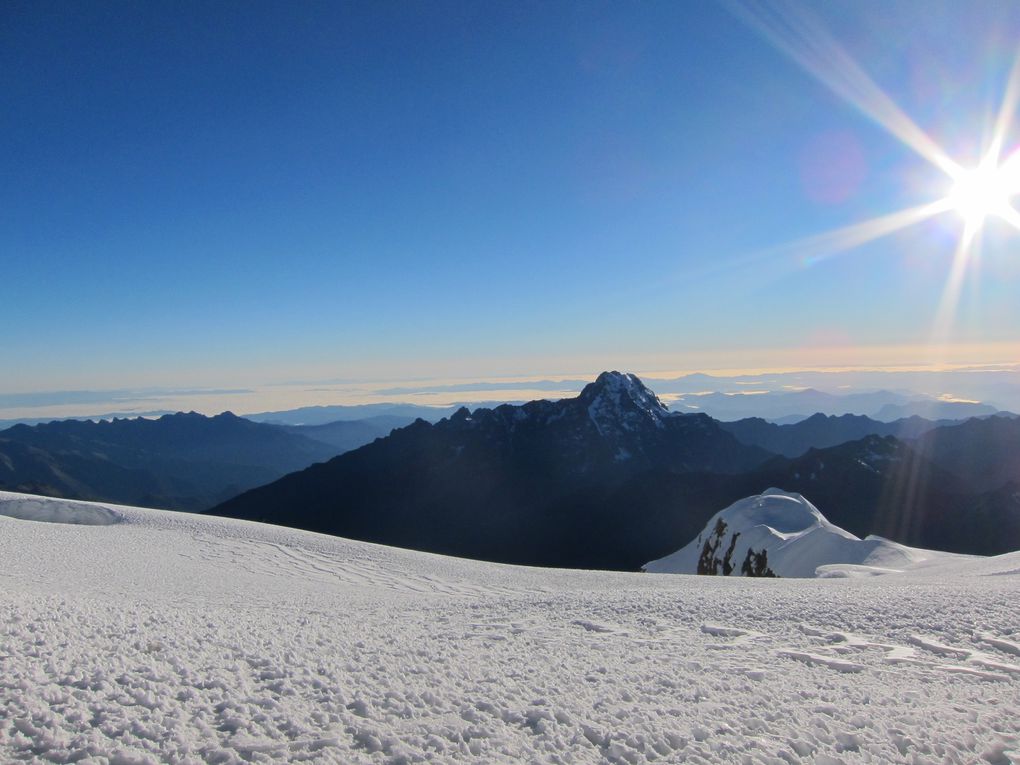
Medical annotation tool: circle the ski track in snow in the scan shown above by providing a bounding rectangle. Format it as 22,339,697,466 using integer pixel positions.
1,492,1019,764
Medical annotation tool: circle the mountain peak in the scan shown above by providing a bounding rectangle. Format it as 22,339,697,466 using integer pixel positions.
582,370,657,397
579,371,670,434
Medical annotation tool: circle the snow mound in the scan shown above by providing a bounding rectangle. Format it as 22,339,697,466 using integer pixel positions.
643,488,967,578
0,491,122,526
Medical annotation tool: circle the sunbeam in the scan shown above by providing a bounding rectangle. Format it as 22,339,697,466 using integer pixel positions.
789,200,953,266
931,221,982,355
725,0,961,177
985,53,1020,168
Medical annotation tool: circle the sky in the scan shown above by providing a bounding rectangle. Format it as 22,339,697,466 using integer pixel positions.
3,0,1020,404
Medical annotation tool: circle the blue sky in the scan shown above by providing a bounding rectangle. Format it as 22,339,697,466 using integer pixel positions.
3,0,1020,393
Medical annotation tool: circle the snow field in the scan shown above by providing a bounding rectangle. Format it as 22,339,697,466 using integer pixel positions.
1,492,1019,763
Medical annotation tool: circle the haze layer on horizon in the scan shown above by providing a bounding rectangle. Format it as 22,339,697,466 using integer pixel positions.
2,348,1018,425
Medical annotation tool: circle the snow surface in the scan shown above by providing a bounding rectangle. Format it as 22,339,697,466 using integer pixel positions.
643,489,972,578
1,490,1019,763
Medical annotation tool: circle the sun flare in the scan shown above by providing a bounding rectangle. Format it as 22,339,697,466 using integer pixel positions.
946,159,1020,227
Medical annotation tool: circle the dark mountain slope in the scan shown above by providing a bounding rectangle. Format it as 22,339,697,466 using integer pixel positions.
0,440,169,504
911,415,1020,492
737,435,1009,554
0,412,338,510
720,413,942,458
286,415,414,453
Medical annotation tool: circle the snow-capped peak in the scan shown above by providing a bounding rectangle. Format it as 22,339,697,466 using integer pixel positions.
580,371,671,435
643,489,968,578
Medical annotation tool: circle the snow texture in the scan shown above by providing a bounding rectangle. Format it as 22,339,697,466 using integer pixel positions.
1,490,1019,763
643,488,972,578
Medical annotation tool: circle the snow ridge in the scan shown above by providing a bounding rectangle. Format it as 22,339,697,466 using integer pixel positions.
643,489,970,578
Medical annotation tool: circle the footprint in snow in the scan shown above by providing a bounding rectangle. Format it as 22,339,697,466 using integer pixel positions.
572,619,623,635
775,649,866,674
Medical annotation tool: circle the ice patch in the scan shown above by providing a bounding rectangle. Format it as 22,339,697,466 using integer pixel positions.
0,493,122,526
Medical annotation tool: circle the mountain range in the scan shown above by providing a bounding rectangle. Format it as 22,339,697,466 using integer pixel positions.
3,371,1017,568
0,413,340,510
670,388,999,422
212,372,1020,568
718,412,946,457
246,403,460,426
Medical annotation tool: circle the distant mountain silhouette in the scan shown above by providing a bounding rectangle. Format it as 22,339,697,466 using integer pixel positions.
286,415,415,452
670,387,999,422
911,415,1020,492
719,412,944,457
212,373,1020,568
0,412,338,510
246,403,458,426
873,400,1001,421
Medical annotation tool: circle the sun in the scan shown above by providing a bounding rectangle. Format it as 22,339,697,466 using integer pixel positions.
946,159,1020,227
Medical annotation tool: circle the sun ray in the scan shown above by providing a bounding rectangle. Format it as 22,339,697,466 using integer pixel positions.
788,199,953,266
983,53,1020,170
725,0,961,178
996,205,1020,232
930,220,982,356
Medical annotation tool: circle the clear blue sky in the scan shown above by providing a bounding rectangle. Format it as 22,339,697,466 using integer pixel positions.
3,0,1020,391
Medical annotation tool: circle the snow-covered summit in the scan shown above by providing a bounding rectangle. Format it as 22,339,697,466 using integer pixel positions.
644,488,970,578
578,371,671,435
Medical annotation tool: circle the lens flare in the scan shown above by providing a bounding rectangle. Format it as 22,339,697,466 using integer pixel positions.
947,159,1020,228
726,0,1020,344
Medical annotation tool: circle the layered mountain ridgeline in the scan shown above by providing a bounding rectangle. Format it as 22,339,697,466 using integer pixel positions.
284,415,417,452
217,373,1020,567
247,403,457,426
718,412,946,458
211,372,1020,569
719,410,1017,461
669,387,1000,423
0,412,341,511
910,415,1020,492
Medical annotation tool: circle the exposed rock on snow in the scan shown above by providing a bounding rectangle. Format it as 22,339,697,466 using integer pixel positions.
1,490,1018,763
643,488,971,578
